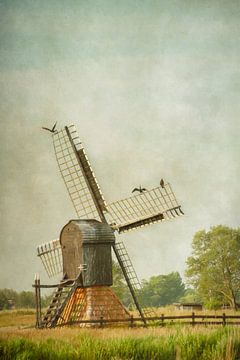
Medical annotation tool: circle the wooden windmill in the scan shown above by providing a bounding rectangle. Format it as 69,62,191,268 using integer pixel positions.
35,124,184,327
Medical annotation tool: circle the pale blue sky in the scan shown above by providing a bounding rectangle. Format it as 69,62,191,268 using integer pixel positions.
0,0,239,290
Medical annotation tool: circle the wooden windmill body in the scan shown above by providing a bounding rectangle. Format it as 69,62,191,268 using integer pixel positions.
36,124,184,327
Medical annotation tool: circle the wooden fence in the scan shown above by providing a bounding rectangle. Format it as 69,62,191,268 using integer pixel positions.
53,313,240,328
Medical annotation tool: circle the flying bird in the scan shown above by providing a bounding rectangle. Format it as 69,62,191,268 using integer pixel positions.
160,178,165,188
132,186,147,194
42,121,57,133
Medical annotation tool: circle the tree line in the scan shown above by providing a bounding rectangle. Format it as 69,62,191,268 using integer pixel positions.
0,288,51,310
113,225,240,310
1,225,239,311
112,265,186,308
0,271,186,310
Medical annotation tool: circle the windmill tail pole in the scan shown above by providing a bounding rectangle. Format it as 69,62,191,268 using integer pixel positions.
33,274,41,328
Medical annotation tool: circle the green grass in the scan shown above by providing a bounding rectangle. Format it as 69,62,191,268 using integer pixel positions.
0,327,240,360
1,309,240,359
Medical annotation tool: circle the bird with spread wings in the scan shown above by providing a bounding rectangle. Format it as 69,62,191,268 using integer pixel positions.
132,186,147,194
42,122,57,133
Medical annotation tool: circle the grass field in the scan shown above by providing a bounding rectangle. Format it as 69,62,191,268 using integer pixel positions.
0,309,240,359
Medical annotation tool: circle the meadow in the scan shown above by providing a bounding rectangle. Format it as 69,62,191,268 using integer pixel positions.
0,309,240,359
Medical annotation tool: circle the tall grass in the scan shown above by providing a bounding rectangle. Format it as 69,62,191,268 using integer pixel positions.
0,327,240,360
0,309,35,328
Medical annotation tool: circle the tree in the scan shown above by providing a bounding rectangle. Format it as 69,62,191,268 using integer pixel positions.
0,289,18,310
140,272,185,307
112,261,127,298
185,225,240,310
0,291,9,310
0,289,36,309
111,262,186,308
179,288,200,304
111,261,131,307
16,291,35,308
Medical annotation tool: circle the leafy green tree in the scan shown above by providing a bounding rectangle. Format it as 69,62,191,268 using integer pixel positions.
111,261,132,307
0,291,9,310
112,262,186,308
185,225,240,310
0,289,18,309
179,288,200,304
41,293,53,308
0,289,36,309
16,291,35,308
140,272,185,307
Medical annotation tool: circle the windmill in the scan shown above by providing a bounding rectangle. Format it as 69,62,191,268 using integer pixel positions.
35,124,184,328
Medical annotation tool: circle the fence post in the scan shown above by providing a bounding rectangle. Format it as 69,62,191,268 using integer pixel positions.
130,315,134,328
160,313,165,327
99,316,104,328
34,274,39,328
223,313,226,327
34,274,42,328
37,276,41,325
191,312,195,327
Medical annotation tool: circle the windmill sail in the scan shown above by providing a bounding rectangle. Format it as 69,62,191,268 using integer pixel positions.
106,183,183,233
37,239,62,278
37,123,184,327
53,125,107,222
113,241,156,321
52,125,183,233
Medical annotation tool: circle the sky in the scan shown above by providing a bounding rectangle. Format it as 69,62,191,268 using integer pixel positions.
0,0,239,291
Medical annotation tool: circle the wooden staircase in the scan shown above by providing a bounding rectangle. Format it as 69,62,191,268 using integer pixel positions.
40,276,81,328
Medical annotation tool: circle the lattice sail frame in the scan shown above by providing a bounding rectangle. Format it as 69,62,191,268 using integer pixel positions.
52,124,183,233
37,239,62,278
53,125,107,222
37,123,184,278
107,183,183,233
